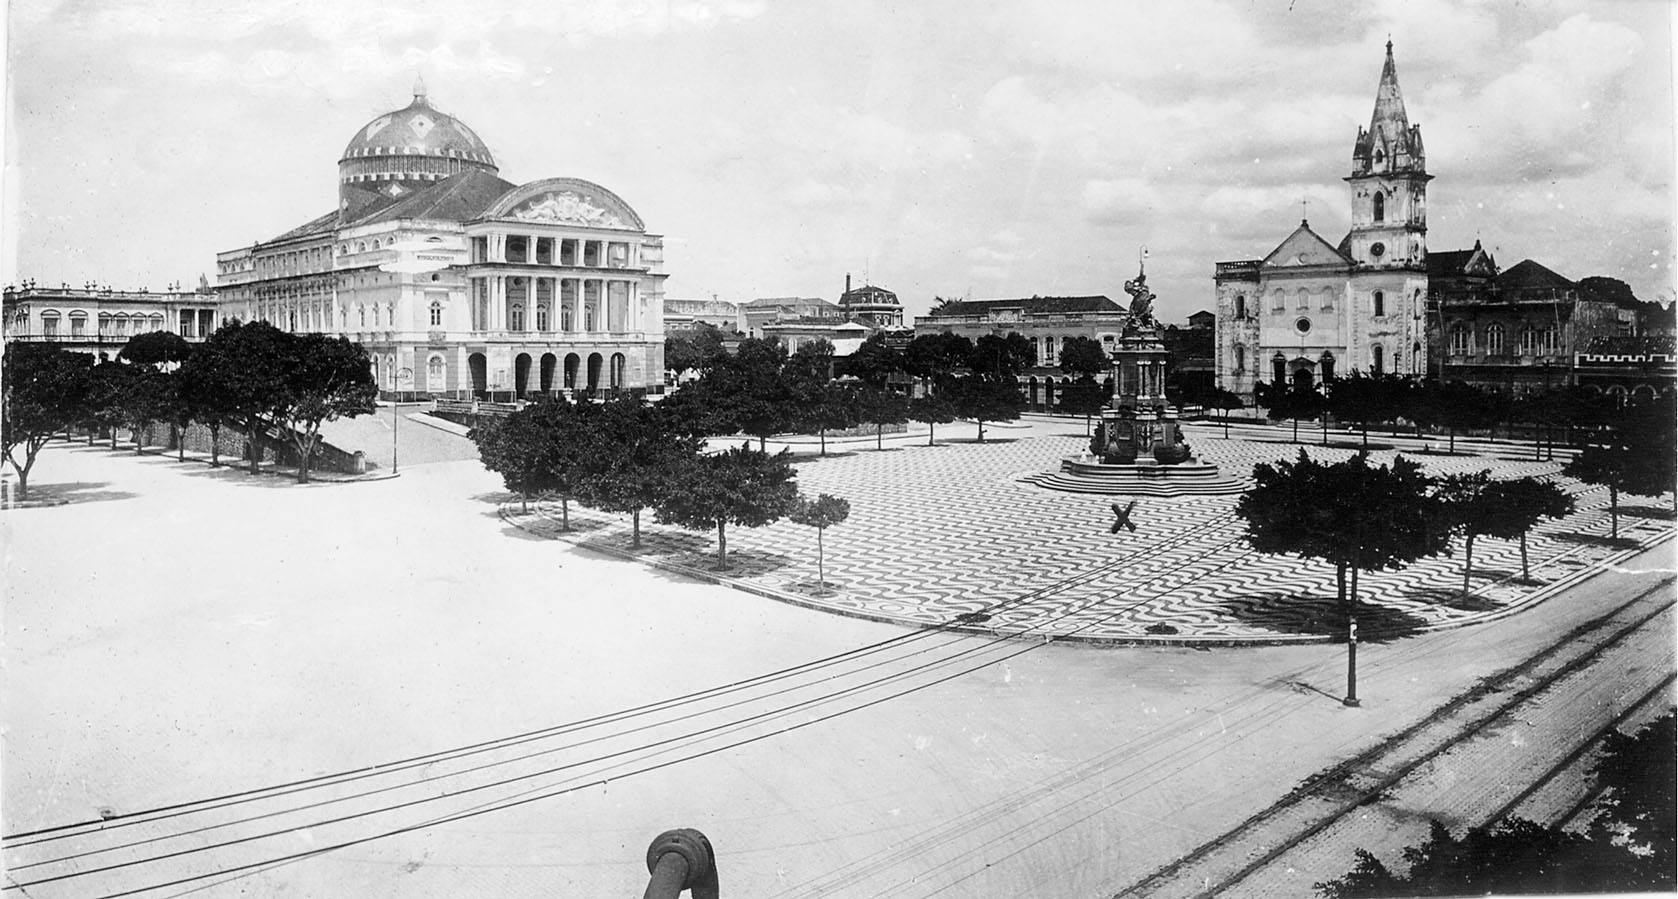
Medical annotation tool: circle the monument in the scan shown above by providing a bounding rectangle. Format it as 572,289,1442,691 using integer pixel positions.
1024,259,1243,496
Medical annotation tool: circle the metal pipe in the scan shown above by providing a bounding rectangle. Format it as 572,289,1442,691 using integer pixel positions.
642,829,717,899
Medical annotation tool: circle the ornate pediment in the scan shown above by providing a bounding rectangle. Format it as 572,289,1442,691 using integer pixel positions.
510,191,628,229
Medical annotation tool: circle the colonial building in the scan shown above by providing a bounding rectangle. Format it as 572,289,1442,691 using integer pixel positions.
1429,255,1625,393
2,280,220,359
915,294,1128,409
662,297,743,334
216,80,668,400
738,297,843,338
1215,42,1432,403
838,276,904,328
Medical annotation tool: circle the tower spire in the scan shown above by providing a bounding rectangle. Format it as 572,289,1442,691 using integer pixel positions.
412,74,428,105
1351,40,1424,176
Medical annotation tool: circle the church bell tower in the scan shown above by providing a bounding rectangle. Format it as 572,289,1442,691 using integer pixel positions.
1345,41,1430,271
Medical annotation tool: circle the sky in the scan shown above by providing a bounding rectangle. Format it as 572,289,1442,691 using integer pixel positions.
4,0,1674,323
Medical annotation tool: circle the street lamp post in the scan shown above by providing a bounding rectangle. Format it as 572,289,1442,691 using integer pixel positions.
379,235,466,477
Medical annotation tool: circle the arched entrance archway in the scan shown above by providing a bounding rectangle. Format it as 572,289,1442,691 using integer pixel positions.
1292,367,1314,390
540,353,557,394
468,352,488,397
563,353,580,390
586,353,603,393
610,353,626,389
514,353,532,398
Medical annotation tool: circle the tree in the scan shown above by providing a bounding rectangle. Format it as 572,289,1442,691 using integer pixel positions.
727,338,803,451
909,393,958,446
269,333,378,483
1205,387,1244,439
1326,372,1394,448
664,322,728,376
1316,817,1660,898
785,338,836,384
1562,401,1674,539
904,331,974,381
118,330,193,367
578,396,703,547
84,361,136,450
854,385,909,450
1318,711,1676,898
1591,712,1676,881
161,369,195,462
844,332,906,386
1237,451,1453,705
654,443,799,570
789,493,850,594
969,332,1034,378
1057,336,1110,378
1414,380,1496,453
946,374,1026,442
1260,380,1325,444
1057,375,1108,435
115,365,176,455
474,396,595,522
1482,477,1575,581
1,343,91,500
1433,470,1494,595
189,320,290,474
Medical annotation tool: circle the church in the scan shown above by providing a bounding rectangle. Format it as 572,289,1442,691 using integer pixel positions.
1213,42,1432,403
216,80,668,401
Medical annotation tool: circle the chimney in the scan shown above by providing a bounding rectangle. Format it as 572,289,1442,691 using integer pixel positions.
845,273,851,295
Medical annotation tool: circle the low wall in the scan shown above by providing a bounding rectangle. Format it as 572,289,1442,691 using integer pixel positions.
77,420,366,474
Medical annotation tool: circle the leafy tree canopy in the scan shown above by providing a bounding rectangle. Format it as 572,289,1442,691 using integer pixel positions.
1057,336,1110,378
118,330,193,366
1239,450,1452,575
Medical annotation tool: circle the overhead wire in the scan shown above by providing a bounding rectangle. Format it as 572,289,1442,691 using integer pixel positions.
6,523,1212,852
6,530,1246,894
89,540,1257,899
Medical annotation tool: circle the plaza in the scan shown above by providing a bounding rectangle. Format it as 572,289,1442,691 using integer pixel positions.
3,420,1671,897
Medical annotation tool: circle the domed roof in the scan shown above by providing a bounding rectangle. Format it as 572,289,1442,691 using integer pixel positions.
840,284,899,307
340,79,496,167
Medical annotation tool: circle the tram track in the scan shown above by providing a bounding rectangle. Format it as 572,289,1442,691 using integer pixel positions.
1115,573,1676,899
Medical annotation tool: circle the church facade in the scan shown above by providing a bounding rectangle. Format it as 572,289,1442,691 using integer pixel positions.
216,81,668,400
1214,43,1431,403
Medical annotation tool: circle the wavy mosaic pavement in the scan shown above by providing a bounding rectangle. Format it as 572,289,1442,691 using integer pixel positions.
500,424,1675,643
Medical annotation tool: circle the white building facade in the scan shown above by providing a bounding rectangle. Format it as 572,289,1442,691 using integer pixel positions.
217,81,667,400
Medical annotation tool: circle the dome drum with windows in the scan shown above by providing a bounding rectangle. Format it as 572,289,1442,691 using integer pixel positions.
338,78,499,212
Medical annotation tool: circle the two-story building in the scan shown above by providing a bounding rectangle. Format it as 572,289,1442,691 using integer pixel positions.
2,280,220,359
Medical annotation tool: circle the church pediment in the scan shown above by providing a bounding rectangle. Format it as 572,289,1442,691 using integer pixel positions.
1262,223,1351,268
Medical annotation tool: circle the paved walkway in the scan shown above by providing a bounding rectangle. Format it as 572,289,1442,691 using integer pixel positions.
503,421,1676,643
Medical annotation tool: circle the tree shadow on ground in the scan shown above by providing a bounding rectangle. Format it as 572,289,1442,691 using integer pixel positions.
1404,586,1502,613
13,481,139,505
669,547,795,576
177,466,314,489
783,450,860,462
468,490,519,506
1620,504,1676,521
946,437,1020,445
629,531,712,555
1553,532,1643,550
1220,592,1426,642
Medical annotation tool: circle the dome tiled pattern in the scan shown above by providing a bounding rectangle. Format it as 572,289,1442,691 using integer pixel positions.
338,83,498,192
